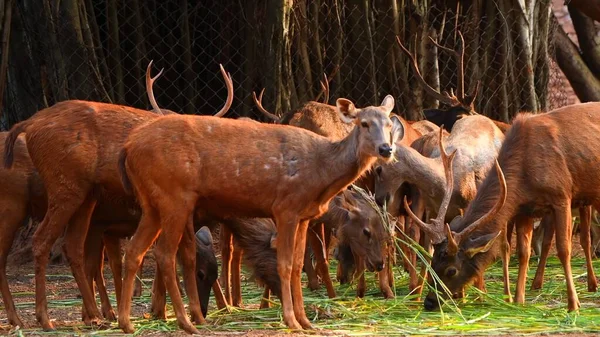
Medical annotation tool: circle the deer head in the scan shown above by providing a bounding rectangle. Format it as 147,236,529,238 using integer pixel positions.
407,158,507,310
194,226,218,318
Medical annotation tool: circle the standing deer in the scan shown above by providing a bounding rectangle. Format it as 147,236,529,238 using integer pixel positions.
416,102,600,312
2,62,233,330
117,95,401,333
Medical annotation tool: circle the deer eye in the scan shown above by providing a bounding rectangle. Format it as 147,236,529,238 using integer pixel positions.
361,120,369,128
363,227,371,239
445,267,457,277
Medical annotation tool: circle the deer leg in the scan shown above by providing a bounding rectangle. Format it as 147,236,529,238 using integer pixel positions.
304,243,319,291
579,206,598,292
377,244,394,299
291,219,312,329
150,260,167,320
274,213,301,330
32,191,90,331
308,223,336,298
62,195,103,326
415,233,432,301
219,224,233,305
83,226,116,322
532,215,554,290
259,286,272,309
0,208,27,328
500,225,513,303
153,220,201,334
514,215,534,305
231,245,243,307
118,209,162,333
553,202,580,311
133,255,144,298
176,219,204,325
103,235,123,306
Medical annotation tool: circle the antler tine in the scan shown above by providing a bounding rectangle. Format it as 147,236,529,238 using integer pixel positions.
403,196,443,241
433,125,457,227
396,35,457,107
146,60,165,115
322,72,330,104
456,31,466,101
252,89,281,122
455,159,507,244
214,64,234,118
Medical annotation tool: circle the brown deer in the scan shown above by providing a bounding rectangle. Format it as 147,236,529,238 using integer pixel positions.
2,62,233,330
117,94,401,333
414,102,600,312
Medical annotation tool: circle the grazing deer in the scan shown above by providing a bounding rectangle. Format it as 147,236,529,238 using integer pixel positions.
414,102,600,312
117,94,401,333
2,62,233,330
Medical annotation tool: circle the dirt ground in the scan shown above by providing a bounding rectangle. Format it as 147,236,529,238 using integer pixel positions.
1,231,600,336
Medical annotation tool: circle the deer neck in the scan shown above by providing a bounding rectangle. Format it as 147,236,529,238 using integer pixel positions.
392,145,446,203
318,127,376,199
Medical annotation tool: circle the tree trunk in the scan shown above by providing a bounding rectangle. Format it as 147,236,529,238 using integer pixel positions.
568,4,600,77
107,0,124,103
0,0,14,118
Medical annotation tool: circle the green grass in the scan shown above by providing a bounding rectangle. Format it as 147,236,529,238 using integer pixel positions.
15,254,598,336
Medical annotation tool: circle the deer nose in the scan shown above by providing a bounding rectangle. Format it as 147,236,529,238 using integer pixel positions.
424,297,437,311
378,144,392,158
375,262,384,271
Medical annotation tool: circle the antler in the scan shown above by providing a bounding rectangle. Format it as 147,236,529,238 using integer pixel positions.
404,126,457,244
452,160,507,245
396,36,460,108
146,60,165,114
428,31,479,112
214,64,234,117
252,89,281,122
319,73,330,104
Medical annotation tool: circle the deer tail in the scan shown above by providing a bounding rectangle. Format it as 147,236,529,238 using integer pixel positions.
4,120,31,169
118,148,133,195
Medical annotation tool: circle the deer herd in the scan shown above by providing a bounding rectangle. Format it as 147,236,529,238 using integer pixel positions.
1,32,600,334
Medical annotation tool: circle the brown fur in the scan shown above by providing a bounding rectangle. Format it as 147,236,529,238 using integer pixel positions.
117,96,400,332
425,102,600,312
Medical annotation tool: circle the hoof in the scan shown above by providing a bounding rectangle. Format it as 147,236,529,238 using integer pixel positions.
283,317,302,330
179,321,200,335
8,316,25,328
118,320,135,334
102,308,117,321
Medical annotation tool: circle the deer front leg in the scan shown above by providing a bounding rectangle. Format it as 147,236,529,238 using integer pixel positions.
501,225,513,303
377,245,394,299
579,206,598,292
220,224,233,305
308,223,336,298
553,202,580,311
531,215,554,290
274,214,302,330
291,219,313,329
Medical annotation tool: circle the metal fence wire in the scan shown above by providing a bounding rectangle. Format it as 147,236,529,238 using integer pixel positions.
1,0,572,130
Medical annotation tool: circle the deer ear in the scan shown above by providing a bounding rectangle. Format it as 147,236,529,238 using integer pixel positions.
463,231,501,258
337,98,358,123
195,226,213,246
380,95,395,115
390,115,405,143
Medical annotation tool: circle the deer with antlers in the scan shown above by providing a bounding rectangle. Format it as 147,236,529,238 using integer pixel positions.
116,92,401,333
416,102,600,312
2,62,233,330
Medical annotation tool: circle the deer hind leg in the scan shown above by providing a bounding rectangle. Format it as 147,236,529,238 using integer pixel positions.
118,208,162,333
273,213,301,330
219,224,233,305
532,215,555,290
32,189,90,330
377,244,394,299
501,224,513,303
308,223,336,298
104,235,123,306
231,243,243,307
579,206,597,292
354,253,366,298
514,215,534,305
553,202,580,311
0,207,27,327
62,195,104,327
291,219,312,329
150,259,167,320
82,225,115,322
415,233,432,301
176,219,205,325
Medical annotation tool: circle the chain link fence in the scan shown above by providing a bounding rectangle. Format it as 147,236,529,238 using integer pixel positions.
1,0,572,130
